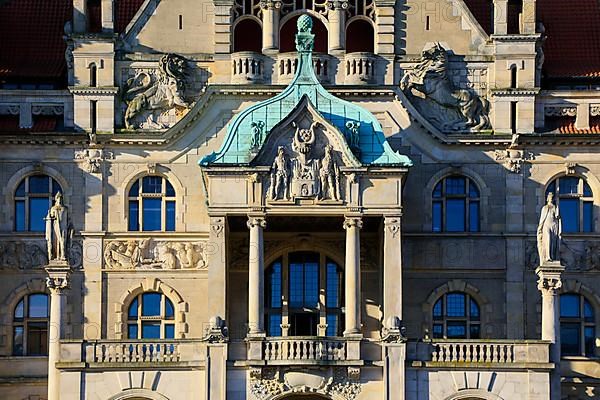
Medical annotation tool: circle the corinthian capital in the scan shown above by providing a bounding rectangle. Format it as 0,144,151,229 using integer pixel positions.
46,276,70,294
537,275,562,295
247,216,267,230
259,0,281,10
343,216,363,230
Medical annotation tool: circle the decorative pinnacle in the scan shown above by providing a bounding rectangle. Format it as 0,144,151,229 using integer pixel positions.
295,15,315,53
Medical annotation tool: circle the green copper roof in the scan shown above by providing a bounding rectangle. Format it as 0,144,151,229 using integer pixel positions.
200,14,412,167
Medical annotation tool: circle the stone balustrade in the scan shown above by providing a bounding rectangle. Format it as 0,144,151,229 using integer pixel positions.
231,52,266,84
277,53,332,85
344,52,377,84
537,90,600,132
427,340,550,365
87,340,181,363
263,337,347,361
0,89,72,130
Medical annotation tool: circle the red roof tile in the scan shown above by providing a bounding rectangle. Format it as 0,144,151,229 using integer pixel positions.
0,115,59,133
545,116,600,134
115,0,145,33
0,0,72,82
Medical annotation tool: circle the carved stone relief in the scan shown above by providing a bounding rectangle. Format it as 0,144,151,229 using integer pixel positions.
74,148,113,173
526,239,600,271
400,43,491,132
494,148,535,174
0,239,82,269
103,239,207,270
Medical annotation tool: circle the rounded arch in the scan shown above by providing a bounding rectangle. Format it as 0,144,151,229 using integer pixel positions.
423,167,491,231
444,389,504,400
271,392,336,400
422,279,493,338
264,237,345,269
279,12,328,53
6,164,71,199
345,17,374,53
119,167,185,231
561,279,600,315
115,278,187,339
107,388,170,400
232,16,262,52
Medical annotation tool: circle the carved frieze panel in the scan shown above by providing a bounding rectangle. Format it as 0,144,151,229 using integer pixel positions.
527,239,600,271
74,148,113,173
0,239,82,269
494,148,535,174
103,239,207,270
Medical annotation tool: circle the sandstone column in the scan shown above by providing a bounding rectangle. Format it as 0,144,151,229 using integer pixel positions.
208,216,228,324
46,266,71,400
535,261,564,400
343,216,362,336
260,0,281,53
247,215,267,335
327,0,347,52
382,216,403,338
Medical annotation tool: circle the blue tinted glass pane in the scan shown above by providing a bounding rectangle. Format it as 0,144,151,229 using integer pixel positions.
446,293,466,317
470,324,481,339
166,181,175,197
51,179,61,196
129,180,139,197
13,326,24,355
29,175,49,193
584,327,595,356
432,324,443,338
15,181,25,197
128,324,138,339
142,293,161,316
326,314,338,336
128,201,139,231
561,323,580,356
164,324,175,339
28,294,48,318
584,182,593,197
165,299,175,319
560,198,579,233
584,299,594,322
14,299,24,319
560,177,579,195
268,262,282,308
268,314,282,336
546,181,556,196
128,297,138,319
583,202,593,232
446,177,465,195
289,264,304,308
29,197,49,232
469,201,480,232
561,294,580,318
142,198,162,231
446,199,466,232
469,181,480,198
15,200,25,231
433,299,442,319
166,201,176,231
326,262,339,308
433,182,442,198
470,298,480,319
304,263,319,308
142,176,162,193
141,322,161,339
432,201,442,232
447,321,467,338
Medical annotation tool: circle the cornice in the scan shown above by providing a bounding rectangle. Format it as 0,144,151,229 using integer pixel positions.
69,86,119,95
491,33,541,42
490,88,540,97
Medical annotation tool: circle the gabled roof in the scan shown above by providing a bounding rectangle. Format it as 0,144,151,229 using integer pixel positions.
115,0,145,33
200,15,411,167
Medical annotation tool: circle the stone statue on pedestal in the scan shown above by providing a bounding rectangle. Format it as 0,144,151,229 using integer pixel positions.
537,192,562,263
45,192,72,262
269,146,290,200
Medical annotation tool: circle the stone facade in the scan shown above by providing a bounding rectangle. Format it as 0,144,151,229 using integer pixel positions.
0,1,599,400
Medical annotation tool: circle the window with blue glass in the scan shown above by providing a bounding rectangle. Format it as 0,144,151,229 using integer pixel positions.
560,293,596,357
432,176,480,233
13,293,49,356
128,176,176,232
264,252,344,337
432,292,481,339
546,177,594,233
14,175,62,232
127,292,175,339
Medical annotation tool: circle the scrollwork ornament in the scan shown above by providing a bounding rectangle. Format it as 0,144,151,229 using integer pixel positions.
211,217,225,238
343,217,363,230
247,216,267,230
46,276,70,293
537,275,562,295
384,217,401,238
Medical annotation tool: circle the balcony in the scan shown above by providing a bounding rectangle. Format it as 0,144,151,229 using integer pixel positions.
344,52,377,85
276,52,333,85
231,51,266,84
248,336,361,365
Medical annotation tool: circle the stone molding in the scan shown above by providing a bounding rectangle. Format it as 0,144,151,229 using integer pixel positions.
535,263,565,296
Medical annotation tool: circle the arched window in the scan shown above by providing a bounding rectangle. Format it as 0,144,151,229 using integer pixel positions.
89,63,97,87
14,174,62,232
546,176,593,233
265,251,344,337
432,175,480,232
345,19,374,53
128,176,176,232
233,18,262,52
13,293,49,356
279,15,328,53
432,292,481,339
127,292,175,339
560,293,596,357
510,65,518,89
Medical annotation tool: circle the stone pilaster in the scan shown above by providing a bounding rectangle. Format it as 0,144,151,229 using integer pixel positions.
247,215,266,335
343,216,362,337
213,0,235,54
101,0,114,32
208,216,228,323
260,0,281,53
521,0,536,34
45,265,71,400
535,261,564,400
382,216,403,341
494,0,508,35
327,0,347,53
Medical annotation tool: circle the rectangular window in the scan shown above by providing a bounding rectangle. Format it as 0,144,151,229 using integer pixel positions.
432,201,442,232
326,314,338,336
560,294,580,318
90,100,97,134
267,314,282,337
267,262,282,308
13,326,24,355
583,201,593,232
446,294,466,317
445,177,466,195
128,201,139,231
28,294,48,318
166,201,176,231
326,263,339,308
469,324,481,339
127,324,138,339
560,323,581,356
560,177,579,195
142,198,162,231
560,198,579,232
304,262,319,308
27,322,48,355
29,197,49,232
142,293,161,316
164,324,175,339
29,175,49,193
142,176,162,193
15,200,25,231
432,323,443,338
289,263,304,308
141,322,161,339
584,327,595,356
446,321,467,339
510,101,517,134
446,199,466,232
469,201,480,232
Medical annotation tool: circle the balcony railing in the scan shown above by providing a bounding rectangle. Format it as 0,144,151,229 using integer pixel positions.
344,52,377,84
427,340,550,365
88,340,180,363
231,51,265,84
277,53,332,84
263,337,347,361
